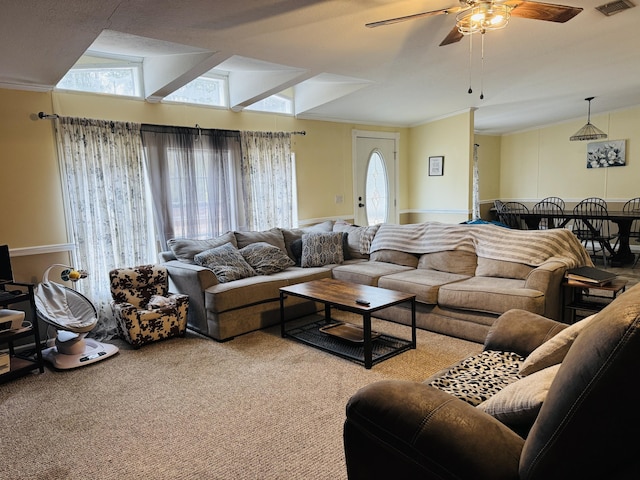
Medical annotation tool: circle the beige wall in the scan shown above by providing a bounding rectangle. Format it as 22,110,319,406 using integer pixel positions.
499,105,640,206
406,110,474,224
474,134,501,219
0,88,411,281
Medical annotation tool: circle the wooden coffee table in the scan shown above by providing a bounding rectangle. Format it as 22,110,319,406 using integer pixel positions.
279,278,416,369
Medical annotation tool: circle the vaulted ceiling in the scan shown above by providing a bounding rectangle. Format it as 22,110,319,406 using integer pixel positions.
2,0,639,134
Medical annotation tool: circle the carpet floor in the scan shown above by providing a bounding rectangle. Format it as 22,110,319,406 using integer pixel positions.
0,315,482,480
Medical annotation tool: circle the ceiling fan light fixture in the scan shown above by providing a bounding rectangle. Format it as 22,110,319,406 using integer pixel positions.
456,3,510,35
570,97,608,141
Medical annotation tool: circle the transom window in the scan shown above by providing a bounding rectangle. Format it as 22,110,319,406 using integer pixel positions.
164,74,228,107
246,93,293,115
56,63,142,98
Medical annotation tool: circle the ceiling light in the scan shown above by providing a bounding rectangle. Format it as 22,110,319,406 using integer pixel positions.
570,97,608,141
456,3,510,35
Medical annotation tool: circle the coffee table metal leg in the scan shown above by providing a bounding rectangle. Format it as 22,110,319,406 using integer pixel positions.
411,298,416,348
280,291,286,338
363,312,372,369
324,303,331,323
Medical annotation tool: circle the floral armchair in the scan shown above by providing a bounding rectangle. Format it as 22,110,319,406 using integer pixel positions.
109,265,188,348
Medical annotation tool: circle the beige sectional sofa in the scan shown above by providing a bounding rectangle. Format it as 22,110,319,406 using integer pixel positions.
159,221,360,341
160,220,592,343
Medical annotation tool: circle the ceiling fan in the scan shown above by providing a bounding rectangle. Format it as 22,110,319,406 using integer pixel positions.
366,1,583,46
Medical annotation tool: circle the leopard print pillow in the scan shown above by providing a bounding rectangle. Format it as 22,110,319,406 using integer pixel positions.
427,350,525,406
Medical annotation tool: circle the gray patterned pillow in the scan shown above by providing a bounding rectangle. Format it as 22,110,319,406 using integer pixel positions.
167,231,237,264
301,232,344,267
240,242,295,275
194,242,256,283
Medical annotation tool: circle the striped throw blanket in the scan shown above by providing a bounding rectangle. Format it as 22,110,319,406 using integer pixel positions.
369,222,593,268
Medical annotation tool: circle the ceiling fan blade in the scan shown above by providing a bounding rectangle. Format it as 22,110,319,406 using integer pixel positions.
365,7,462,28
440,26,465,46
505,1,583,23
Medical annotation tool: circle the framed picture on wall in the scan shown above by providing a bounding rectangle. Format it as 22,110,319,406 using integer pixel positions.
586,139,626,168
429,156,444,176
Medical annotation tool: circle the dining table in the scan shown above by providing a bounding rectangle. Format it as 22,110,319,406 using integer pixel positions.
517,210,640,266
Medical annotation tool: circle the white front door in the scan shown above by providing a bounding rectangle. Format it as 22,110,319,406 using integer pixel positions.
353,130,398,226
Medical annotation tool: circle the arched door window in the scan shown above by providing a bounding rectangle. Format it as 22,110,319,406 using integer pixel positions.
365,150,389,225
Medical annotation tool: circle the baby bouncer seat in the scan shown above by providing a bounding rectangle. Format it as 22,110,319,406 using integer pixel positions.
35,264,118,369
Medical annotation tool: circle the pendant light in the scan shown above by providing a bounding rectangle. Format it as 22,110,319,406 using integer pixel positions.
570,97,608,141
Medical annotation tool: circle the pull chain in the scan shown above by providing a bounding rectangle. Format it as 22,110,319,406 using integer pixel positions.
468,33,473,94
480,32,485,100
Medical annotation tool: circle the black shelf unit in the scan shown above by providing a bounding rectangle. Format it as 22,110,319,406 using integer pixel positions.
284,316,413,368
563,277,627,324
0,282,44,383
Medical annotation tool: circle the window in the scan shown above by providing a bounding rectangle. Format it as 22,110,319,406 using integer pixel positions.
164,74,228,107
365,151,389,225
56,64,142,97
246,93,293,114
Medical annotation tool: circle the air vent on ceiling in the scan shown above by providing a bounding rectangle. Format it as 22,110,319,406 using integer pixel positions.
596,0,635,16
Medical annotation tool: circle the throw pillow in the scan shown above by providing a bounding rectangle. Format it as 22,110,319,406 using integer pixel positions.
291,239,303,266
281,220,335,260
477,364,561,429
332,221,368,259
240,242,295,275
427,350,525,406
167,231,237,264
194,242,256,283
519,313,596,376
301,232,344,267
234,228,287,253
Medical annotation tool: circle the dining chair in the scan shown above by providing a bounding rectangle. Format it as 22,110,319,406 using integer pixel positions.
533,198,565,229
540,196,565,210
572,198,617,267
499,201,529,230
493,200,505,224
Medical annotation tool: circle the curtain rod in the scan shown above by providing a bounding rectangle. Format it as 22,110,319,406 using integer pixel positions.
37,113,306,137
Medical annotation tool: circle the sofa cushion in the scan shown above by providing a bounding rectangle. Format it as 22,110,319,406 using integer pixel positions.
370,249,419,267
438,277,545,316
418,250,477,276
301,232,345,267
519,314,596,376
234,228,287,253
476,257,534,280
426,350,525,406
204,266,331,313
332,261,413,286
204,275,289,313
194,243,256,283
378,269,470,304
477,364,561,429
167,231,237,264
239,241,295,275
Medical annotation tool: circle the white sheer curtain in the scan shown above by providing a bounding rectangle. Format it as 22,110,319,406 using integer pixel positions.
141,125,245,248
240,131,294,230
55,117,156,339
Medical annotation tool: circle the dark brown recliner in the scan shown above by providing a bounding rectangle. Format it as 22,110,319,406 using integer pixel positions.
343,282,640,480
